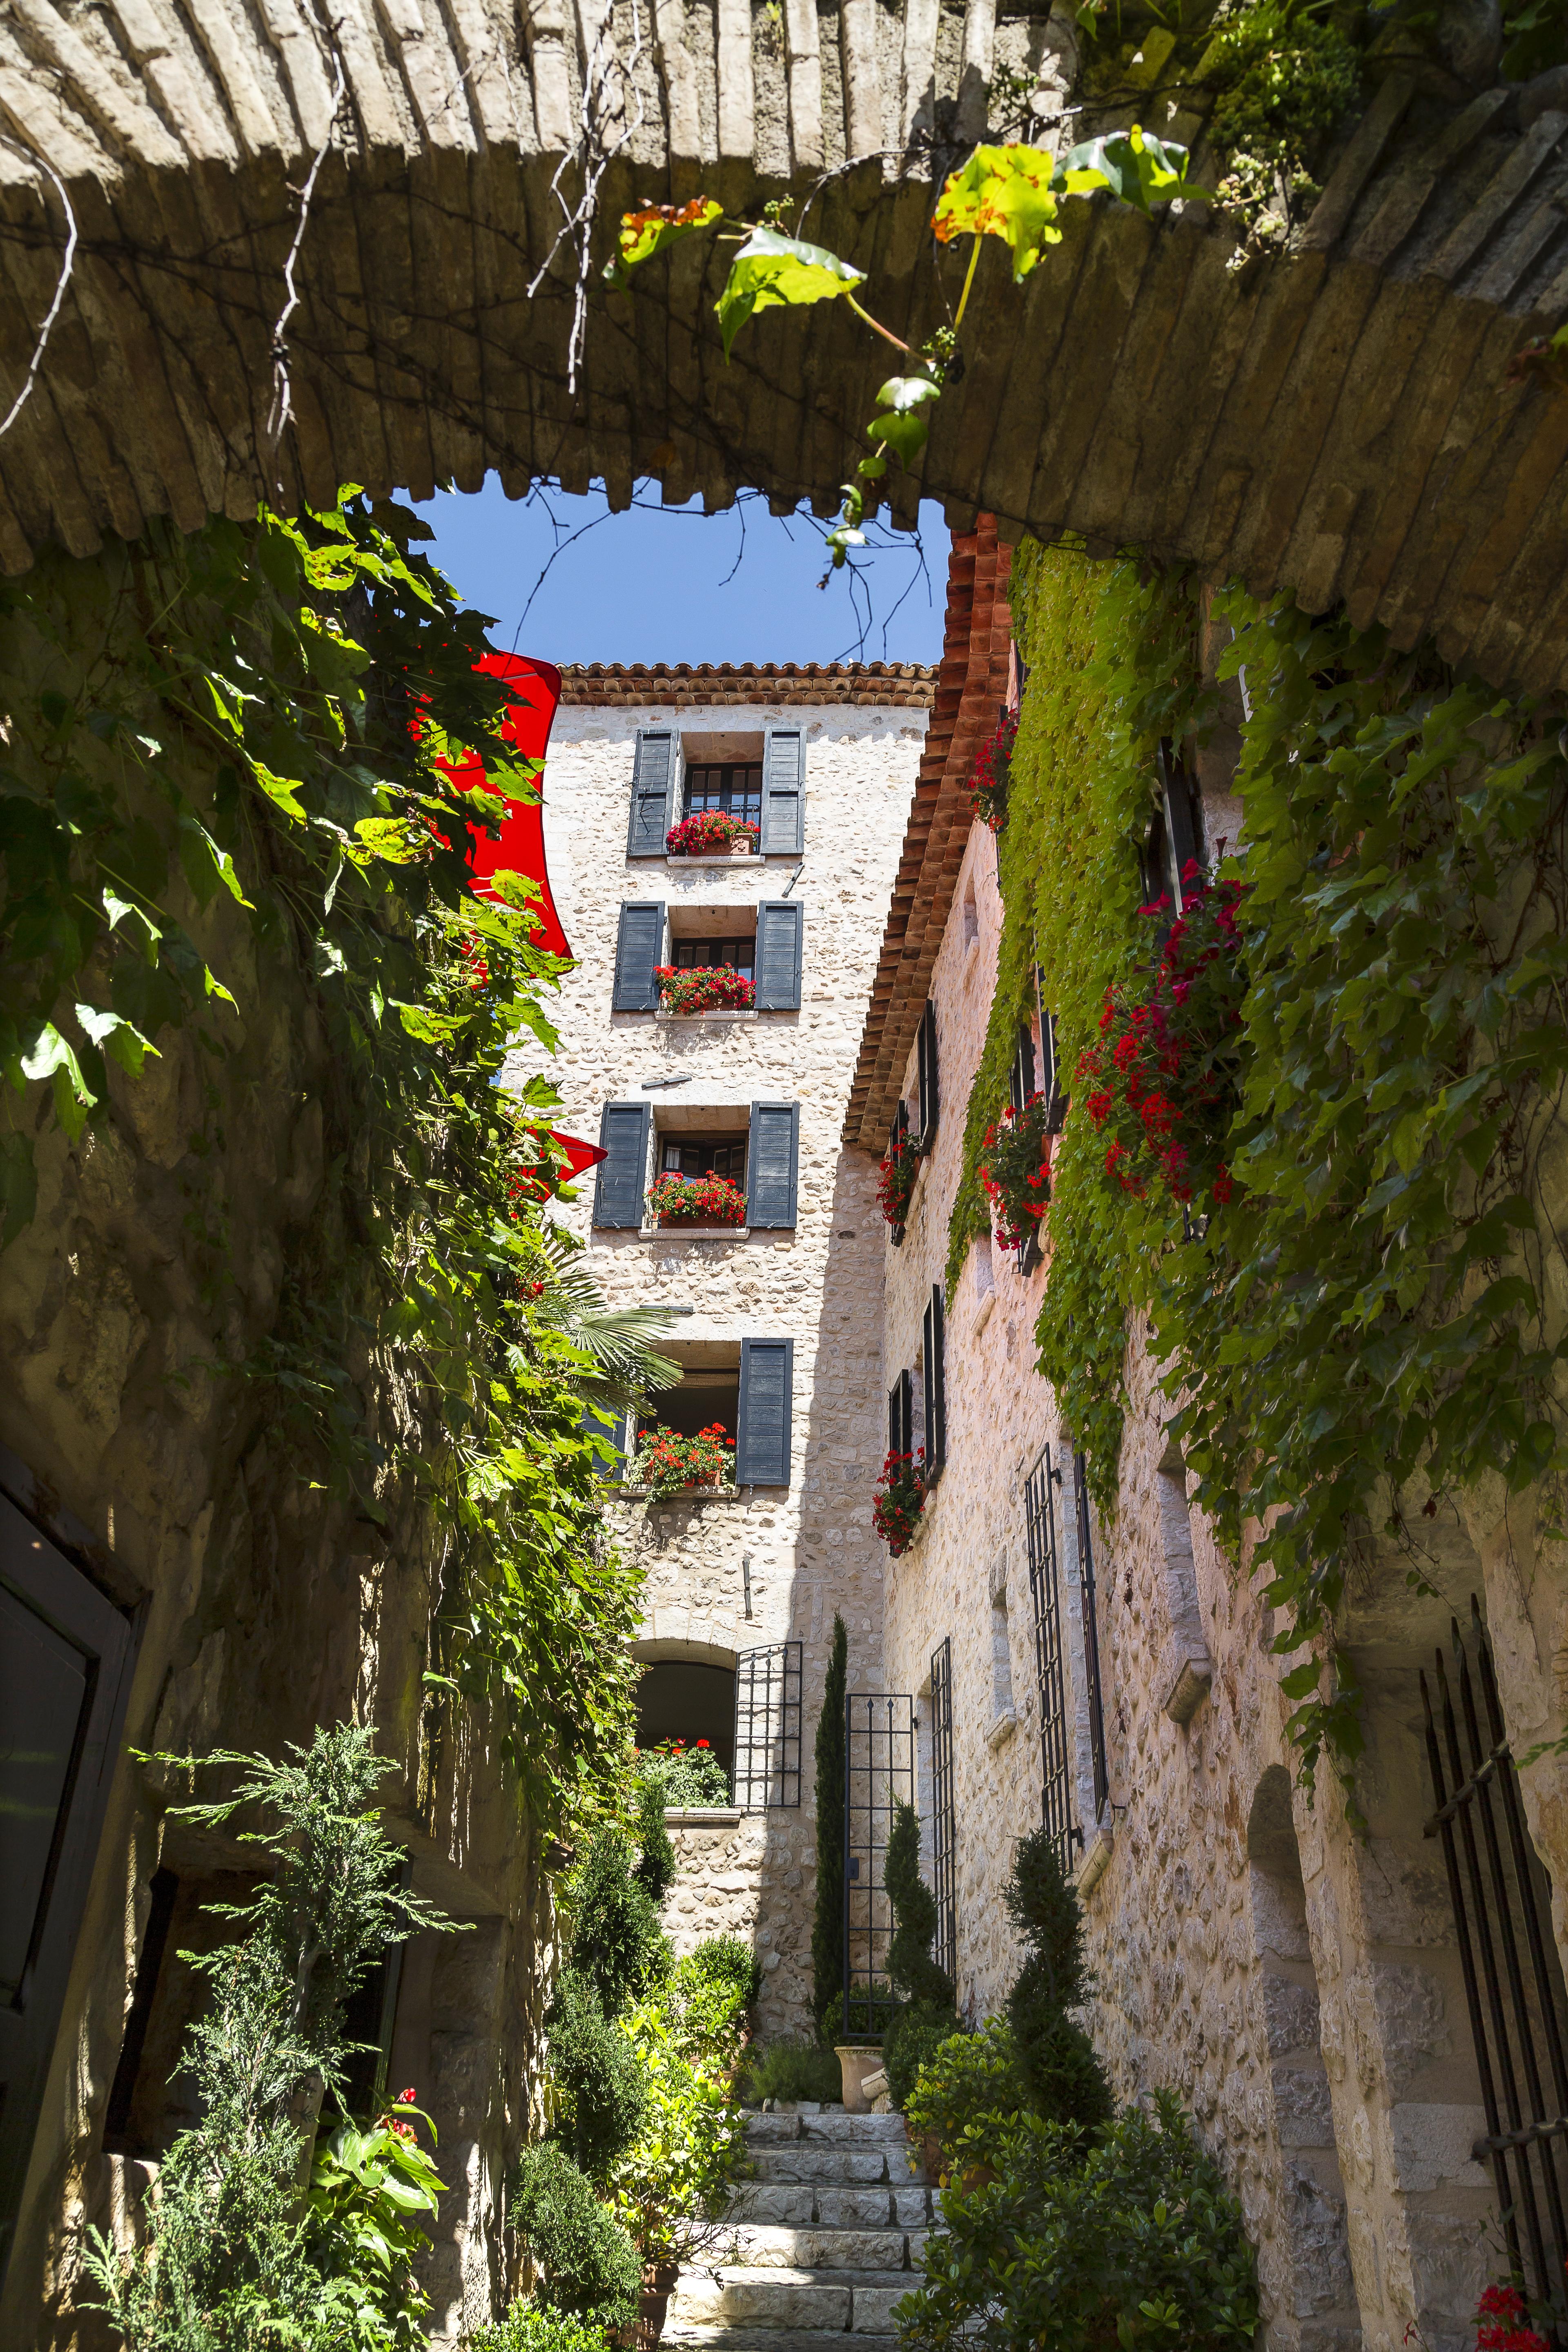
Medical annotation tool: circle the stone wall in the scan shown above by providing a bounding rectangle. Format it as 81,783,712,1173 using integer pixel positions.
536,691,928,2037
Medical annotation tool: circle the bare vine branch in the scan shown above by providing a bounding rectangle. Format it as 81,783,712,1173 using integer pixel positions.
526,0,647,395
0,137,79,443
265,7,349,468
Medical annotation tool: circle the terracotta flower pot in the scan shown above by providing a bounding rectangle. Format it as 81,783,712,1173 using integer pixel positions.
631,2262,679,2350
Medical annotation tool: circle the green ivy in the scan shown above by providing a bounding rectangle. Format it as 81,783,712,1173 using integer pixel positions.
0,498,644,1838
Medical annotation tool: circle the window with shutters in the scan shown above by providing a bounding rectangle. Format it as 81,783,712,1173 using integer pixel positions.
636,1350,739,1449
597,1101,799,1232
683,761,763,828
614,902,801,1014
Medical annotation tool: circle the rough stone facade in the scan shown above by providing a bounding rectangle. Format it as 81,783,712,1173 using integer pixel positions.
537,676,931,2037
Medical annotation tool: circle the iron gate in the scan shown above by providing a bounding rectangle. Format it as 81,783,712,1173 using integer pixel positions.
1423,1602,1568,2335
929,1637,957,1982
732,1640,802,1809
1025,1441,1077,1875
843,1691,915,2037
1073,1453,1110,1825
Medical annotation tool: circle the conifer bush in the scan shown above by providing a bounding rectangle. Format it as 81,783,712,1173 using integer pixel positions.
880,1801,960,2110
509,2144,641,2328
1003,1828,1112,2131
811,1614,849,2037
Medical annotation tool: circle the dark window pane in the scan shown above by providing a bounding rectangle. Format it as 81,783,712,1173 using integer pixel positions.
671,936,755,980
659,1137,748,1183
683,765,764,826
0,1585,89,2000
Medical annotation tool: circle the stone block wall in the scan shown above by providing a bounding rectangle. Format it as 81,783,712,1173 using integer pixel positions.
536,690,928,2037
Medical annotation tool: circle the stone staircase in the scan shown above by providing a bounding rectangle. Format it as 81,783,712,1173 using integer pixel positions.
664,2107,935,2350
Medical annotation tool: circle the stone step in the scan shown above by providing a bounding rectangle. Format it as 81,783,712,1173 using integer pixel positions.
744,2113,907,2147
727,2227,909,2272
668,2268,917,2335
748,2149,894,2187
665,2332,900,2352
727,2187,935,2230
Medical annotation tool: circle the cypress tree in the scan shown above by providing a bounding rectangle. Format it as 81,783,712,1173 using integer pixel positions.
811,1613,849,2037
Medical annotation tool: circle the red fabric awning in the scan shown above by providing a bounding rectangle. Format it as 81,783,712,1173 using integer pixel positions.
439,652,573,959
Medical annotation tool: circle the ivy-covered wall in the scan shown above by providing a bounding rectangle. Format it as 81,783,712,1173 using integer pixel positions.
0,504,644,2345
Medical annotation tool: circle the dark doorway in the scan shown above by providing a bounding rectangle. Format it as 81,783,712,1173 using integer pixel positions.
636,1659,736,1777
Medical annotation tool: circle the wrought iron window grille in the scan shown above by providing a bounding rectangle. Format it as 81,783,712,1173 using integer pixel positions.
1072,1452,1110,1826
929,1637,957,1982
843,1691,915,2038
1024,1441,1081,1877
731,1640,802,1809
1422,1600,1568,2339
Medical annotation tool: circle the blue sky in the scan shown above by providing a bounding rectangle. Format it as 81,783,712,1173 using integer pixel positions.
410,478,951,668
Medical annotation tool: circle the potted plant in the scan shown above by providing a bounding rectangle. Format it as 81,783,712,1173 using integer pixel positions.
978,1090,1053,1255
665,811,760,858
654,965,756,1016
632,1423,735,1494
645,1172,748,1228
969,710,1017,833
875,1128,924,1243
872,1449,927,1555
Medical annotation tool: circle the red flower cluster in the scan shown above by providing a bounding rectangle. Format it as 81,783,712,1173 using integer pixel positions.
667,811,760,856
655,963,756,1015
634,1422,735,1493
873,1449,927,1555
646,1171,748,1226
979,1091,1053,1253
969,712,1018,833
1474,2283,1550,2352
381,2087,420,2141
1078,864,1246,1210
877,1130,924,1232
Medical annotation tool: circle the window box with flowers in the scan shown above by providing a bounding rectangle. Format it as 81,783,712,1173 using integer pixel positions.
655,965,757,1017
666,811,760,858
631,1423,737,1496
979,1091,1053,1262
639,1737,733,1808
969,711,1017,834
646,1172,749,1231
872,1449,928,1556
876,1130,926,1245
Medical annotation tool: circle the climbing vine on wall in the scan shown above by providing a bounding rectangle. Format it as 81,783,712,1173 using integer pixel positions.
949,535,1568,1801
0,498,644,1836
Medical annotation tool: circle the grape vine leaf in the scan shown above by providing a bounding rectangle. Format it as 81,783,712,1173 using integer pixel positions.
715,228,867,358
605,197,723,289
868,372,942,466
933,145,1061,280
1054,126,1205,210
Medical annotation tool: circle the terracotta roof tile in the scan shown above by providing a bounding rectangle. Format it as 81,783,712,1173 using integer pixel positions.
557,662,937,709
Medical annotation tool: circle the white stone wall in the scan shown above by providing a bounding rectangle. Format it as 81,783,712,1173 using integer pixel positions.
530,698,925,2036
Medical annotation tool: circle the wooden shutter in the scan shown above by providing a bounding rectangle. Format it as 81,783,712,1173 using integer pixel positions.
592,1100,653,1227
760,726,805,855
922,1284,947,1478
612,900,666,1011
626,727,677,858
889,1368,913,1460
747,1101,799,1228
1,1489,140,2265
754,900,803,1009
917,1000,939,1144
1010,1020,1036,1116
1158,739,1204,904
736,1337,793,1486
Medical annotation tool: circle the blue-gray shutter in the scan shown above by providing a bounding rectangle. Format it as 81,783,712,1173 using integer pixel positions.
612,900,665,1011
889,1368,913,1461
736,1337,793,1486
917,1000,939,1144
760,726,805,855
593,1100,652,1227
754,901,803,1010
747,1101,799,1228
922,1284,946,1479
627,727,677,857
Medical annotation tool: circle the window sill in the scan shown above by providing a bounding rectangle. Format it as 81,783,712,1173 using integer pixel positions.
664,1806,743,1826
664,851,764,866
653,1009,759,1023
618,1484,747,1504
986,1708,1018,1751
639,1223,752,1240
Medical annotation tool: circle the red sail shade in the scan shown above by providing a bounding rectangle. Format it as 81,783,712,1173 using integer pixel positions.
552,1129,608,1175
439,652,573,959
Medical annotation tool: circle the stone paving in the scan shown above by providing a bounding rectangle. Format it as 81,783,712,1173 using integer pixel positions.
665,2107,935,2350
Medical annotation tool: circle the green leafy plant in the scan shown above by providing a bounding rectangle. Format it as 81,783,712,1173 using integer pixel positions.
880,1801,959,2109
605,1987,749,2266
638,1738,731,1806
739,2040,844,2105
463,2302,611,2352
895,2091,1260,2352
812,1613,849,2036
979,1093,1054,1253
546,1973,650,2178
1205,1,1360,246
673,1935,763,2040
81,1726,457,2351
903,2018,1028,2159
1004,1829,1112,2132
564,1829,672,2021
633,1773,678,1905
510,2143,641,2328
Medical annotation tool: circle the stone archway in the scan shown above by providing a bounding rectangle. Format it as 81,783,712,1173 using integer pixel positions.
0,6,1566,688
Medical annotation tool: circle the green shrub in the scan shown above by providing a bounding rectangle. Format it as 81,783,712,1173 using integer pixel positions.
881,1802,958,2110
884,2005,962,2113
681,1935,762,2014
568,1830,669,2018
811,1615,848,2034
1004,1829,1111,2131
546,1971,648,2177
509,2144,640,2328
739,2040,843,2106
607,1987,748,2265
464,2304,608,2352
904,2018,1027,2156
895,2092,1259,2352
632,1776,677,1907
1206,2,1359,168
669,1937,760,2062
639,1740,731,1807
820,1983,900,2046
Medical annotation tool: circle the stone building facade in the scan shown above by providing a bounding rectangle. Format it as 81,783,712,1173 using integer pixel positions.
537,662,933,2038
843,525,1568,2352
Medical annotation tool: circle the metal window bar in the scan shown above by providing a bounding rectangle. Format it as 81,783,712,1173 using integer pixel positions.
1422,1600,1568,2338
843,1692,915,2038
732,1641,802,1808
1024,1442,1078,1876
1073,1454,1110,1824
929,1637,957,1982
